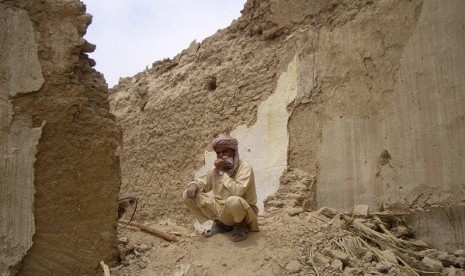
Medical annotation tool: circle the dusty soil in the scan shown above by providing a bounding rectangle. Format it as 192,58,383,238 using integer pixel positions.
110,207,465,276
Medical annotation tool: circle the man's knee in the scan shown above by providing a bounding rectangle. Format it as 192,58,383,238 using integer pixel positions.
225,196,247,212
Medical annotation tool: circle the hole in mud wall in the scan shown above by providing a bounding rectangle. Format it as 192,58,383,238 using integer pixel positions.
206,76,217,91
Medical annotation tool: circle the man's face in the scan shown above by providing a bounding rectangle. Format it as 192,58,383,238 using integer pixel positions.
215,146,234,159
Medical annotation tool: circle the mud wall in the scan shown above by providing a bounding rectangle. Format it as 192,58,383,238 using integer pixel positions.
0,1,121,275
110,0,464,251
316,0,465,212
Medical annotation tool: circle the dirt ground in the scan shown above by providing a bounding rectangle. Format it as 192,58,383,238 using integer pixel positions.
110,207,465,276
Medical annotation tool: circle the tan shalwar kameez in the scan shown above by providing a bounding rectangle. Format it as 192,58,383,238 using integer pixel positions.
182,160,259,231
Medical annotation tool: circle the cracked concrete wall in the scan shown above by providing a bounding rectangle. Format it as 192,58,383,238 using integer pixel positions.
317,0,465,211
308,0,465,252
1,1,121,275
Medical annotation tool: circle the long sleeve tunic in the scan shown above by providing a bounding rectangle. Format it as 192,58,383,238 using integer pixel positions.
194,161,259,217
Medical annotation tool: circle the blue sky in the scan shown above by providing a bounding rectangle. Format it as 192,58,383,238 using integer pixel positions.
82,0,246,87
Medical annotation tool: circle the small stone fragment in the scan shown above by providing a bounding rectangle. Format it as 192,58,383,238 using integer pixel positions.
443,267,458,276
376,261,392,273
287,207,304,216
137,262,148,269
454,250,465,257
388,266,402,276
343,266,359,275
329,214,344,227
136,243,150,253
314,252,331,265
318,207,338,218
331,249,350,265
410,239,429,248
331,259,343,271
118,236,129,244
437,251,457,267
422,256,444,271
285,260,302,274
392,225,410,238
380,249,397,263
455,256,465,268
352,205,369,217
362,251,375,263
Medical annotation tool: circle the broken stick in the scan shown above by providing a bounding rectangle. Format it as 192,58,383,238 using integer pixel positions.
119,220,179,243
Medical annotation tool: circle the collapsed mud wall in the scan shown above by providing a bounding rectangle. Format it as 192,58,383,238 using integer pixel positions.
110,0,465,251
0,1,121,275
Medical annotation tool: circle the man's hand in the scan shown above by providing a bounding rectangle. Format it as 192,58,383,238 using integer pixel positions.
186,183,198,199
214,157,233,171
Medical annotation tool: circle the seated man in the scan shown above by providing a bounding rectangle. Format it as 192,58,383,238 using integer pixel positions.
182,134,259,242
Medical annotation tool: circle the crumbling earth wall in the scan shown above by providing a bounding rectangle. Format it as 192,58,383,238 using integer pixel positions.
0,1,121,275
110,0,465,251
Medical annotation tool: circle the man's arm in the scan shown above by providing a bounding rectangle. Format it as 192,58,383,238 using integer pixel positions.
221,164,254,197
186,170,214,198
195,170,213,192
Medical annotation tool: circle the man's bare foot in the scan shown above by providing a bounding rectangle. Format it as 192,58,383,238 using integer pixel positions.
231,223,248,242
204,220,233,238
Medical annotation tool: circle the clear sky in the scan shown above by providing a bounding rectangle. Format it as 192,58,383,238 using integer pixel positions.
82,0,246,87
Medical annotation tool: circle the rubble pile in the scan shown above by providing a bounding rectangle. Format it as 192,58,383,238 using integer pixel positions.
110,206,465,276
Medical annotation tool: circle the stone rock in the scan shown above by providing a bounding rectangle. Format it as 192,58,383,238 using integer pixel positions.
455,256,465,268
137,261,148,269
454,250,465,257
275,255,289,268
318,207,338,218
443,267,459,276
437,251,457,267
271,262,283,276
287,207,304,216
313,252,331,265
392,225,411,238
380,249,397,264
329,214,344,227
125,254,135,261
422,256,444,271
376,261,393,273
173,263,191,276
352,205,369,217
285,260,302,274
136,243,151,253
331,249,350,265
133,249,142,257
388,266,403,276
343,266,359,275
362,251,375,263
118,236,129,244
331,259,343,271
